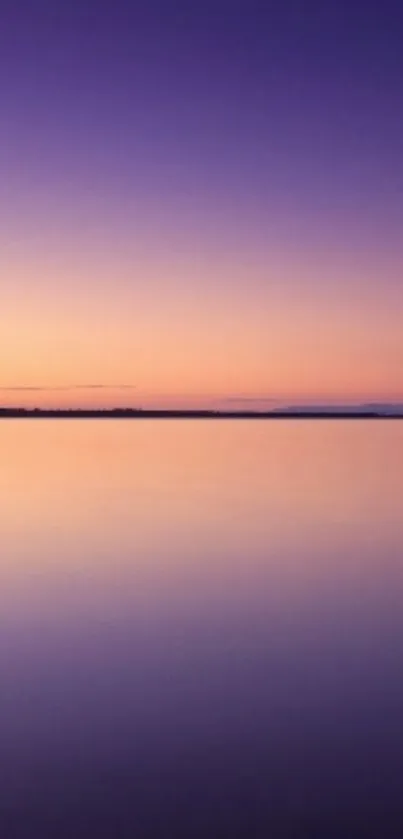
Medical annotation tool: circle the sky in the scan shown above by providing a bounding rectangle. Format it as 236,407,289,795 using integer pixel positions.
1,0,402,409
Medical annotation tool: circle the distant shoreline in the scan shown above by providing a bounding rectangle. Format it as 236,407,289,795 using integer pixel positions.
1,409,402,420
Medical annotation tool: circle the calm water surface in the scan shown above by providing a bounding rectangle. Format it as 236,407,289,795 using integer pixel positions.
1,420,403,837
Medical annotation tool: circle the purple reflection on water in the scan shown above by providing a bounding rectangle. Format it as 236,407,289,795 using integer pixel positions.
1,421,403,836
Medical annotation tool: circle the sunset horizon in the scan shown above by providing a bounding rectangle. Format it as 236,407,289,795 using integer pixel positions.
2,2,403,837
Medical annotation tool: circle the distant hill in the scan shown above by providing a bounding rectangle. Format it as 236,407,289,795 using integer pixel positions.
272,403,403,416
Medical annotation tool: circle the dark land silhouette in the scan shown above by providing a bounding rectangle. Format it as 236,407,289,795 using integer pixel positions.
1,408,403,419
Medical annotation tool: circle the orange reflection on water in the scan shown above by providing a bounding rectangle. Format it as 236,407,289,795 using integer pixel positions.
1,419,403,623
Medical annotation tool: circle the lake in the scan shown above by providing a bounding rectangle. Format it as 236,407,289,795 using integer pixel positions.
1,420,403,837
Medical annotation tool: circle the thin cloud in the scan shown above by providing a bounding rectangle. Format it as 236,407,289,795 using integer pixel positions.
222,397,277,404
0,385,137,392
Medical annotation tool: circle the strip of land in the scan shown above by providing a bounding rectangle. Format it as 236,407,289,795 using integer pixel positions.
1,409,402,419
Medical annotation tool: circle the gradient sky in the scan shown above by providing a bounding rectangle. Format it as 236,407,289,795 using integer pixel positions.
1,0,402,408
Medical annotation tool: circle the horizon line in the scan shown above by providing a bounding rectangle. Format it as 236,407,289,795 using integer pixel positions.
1,406,403,419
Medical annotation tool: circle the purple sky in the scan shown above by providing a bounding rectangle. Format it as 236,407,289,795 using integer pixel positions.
1,1,402,407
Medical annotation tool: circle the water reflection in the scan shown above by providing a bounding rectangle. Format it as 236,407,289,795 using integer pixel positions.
1,420,403,836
